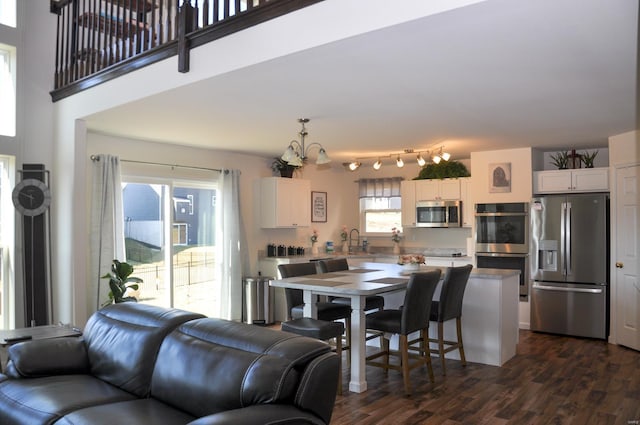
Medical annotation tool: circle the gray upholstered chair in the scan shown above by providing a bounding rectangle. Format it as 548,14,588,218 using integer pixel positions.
365,270,441,395
318,259,385,312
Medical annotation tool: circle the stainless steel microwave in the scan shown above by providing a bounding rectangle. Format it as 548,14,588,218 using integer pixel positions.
416,200,462,228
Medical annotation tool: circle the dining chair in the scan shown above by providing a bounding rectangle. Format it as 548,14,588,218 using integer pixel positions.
365,269,441,396
277,262,352,337
317,258,385,312
425,264,473,375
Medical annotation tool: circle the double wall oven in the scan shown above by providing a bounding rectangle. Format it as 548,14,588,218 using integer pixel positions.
475,202,529,300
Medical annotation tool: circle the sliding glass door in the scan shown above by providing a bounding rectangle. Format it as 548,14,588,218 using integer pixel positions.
122,181,218,317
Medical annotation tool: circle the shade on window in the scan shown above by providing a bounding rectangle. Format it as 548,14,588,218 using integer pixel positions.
358,177,403,198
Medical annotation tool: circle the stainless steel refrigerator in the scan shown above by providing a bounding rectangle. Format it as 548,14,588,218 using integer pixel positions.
530,193,609,339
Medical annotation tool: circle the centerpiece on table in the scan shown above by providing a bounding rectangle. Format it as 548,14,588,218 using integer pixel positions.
310,229,319,255
397,254,426,272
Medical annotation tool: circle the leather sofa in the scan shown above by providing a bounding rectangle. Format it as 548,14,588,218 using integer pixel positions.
0,303,340,425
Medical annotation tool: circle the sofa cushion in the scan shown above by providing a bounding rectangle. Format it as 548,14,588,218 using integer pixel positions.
83,303,203,397
150,318,331,418
54,398,196,425
0,375,136,425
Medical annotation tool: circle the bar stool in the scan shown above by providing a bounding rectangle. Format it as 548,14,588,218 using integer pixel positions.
281,318,345,395
365,270,441,396
427,264,473,375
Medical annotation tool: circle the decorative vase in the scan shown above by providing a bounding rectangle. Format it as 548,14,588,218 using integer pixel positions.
279,166,295,178
393,242,400,254
404,263,420,272
311,242,319,255
342,241,349,253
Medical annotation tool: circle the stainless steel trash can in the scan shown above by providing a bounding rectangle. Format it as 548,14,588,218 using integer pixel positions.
243,276,275,325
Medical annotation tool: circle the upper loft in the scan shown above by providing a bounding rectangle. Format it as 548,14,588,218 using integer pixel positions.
49,0,324,101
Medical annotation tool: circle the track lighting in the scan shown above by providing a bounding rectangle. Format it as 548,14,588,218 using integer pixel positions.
396,155,404,168
348,161,361,171
432,153,442,164
416,153,426,167
441,151,451,161
373,159,382,170
280,118,331,167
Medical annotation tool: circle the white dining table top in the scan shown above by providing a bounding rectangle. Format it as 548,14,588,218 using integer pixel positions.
269,262,442,296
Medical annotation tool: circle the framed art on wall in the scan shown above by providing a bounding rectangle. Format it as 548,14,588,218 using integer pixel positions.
311,191,327,222
489,163,511,193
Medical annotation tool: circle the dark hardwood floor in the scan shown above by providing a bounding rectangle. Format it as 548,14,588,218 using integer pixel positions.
330,330,640,425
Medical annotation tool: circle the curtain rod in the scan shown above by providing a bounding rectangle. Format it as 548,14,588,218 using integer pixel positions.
90,155,221,173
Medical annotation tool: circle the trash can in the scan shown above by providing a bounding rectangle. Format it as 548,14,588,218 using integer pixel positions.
243,276,275,325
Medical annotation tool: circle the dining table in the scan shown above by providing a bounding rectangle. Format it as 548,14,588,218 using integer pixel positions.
269,261,425,393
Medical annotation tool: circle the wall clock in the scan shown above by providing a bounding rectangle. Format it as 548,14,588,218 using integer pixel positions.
12,178,52,216
13,164,53,327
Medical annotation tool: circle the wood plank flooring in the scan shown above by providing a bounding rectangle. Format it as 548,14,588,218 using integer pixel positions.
330,330,640,425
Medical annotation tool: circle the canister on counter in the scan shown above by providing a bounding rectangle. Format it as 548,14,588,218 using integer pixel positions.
326,241,334,253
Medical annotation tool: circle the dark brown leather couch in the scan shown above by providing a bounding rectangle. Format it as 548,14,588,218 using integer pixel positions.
0,303,339,425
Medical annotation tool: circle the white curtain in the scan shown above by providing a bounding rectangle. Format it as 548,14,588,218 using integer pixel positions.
89,155,125,312
215,169,247,321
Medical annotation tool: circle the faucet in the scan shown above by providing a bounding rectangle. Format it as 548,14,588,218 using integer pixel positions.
348,229,360,253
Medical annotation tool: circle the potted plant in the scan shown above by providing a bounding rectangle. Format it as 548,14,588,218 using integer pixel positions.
271,158,300,178
581,150,598,168
549,151,569,169
101,260,142,307
415,160,470,180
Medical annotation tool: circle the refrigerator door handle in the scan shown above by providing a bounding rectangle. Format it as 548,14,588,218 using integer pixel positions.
532,282,603,294
565,202,571,275
560,202,567,275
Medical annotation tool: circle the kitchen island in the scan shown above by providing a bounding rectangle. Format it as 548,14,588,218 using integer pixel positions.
271,262,520,393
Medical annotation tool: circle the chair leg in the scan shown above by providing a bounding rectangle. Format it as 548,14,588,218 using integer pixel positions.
382,337,390,376
456,317,466,367
421,328,434,383
400,335,411,396
438,321,447,375
335,336,342,396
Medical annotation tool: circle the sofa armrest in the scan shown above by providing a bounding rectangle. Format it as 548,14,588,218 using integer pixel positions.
186,404,326,425
6,337,89,378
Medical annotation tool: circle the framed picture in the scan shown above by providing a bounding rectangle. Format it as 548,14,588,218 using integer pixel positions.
311,191,327,222
489,163,511,193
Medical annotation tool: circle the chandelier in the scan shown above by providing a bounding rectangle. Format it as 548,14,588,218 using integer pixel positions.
281,118,331,167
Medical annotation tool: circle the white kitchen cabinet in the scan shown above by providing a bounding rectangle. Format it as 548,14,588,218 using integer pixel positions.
400,180,416,227
260,177,310,228
533,168,609,194
415,179,461,201
459,177,473,227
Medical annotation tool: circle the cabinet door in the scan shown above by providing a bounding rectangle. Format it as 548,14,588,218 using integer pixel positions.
572,168,609,192
534,170,573,193
261,178,310,228
415,180,440,201
459,177,473,227
401,180,416,227
439,179,461,200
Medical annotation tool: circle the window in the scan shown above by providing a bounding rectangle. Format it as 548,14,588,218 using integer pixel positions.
0,0,16,28
0,43,16,137
0,155,15,329
121,180,218,317
359,177,403,235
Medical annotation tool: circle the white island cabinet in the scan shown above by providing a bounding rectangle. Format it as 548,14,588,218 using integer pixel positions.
260,177,310,228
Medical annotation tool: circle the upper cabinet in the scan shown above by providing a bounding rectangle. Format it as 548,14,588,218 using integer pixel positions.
260,177,310,228
533,168,609,194
415,179,461,201
401,180,417,227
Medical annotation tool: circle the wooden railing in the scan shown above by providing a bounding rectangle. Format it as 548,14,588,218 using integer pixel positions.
49,0,324,101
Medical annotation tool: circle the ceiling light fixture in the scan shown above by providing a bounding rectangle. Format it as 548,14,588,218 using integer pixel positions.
396,155,404,168
348,161,361,171
373,158,382,170
281,118,331,167
432,152,442,164
416,153,426,167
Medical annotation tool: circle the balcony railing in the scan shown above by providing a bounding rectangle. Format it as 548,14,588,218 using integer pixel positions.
49,0,323,101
